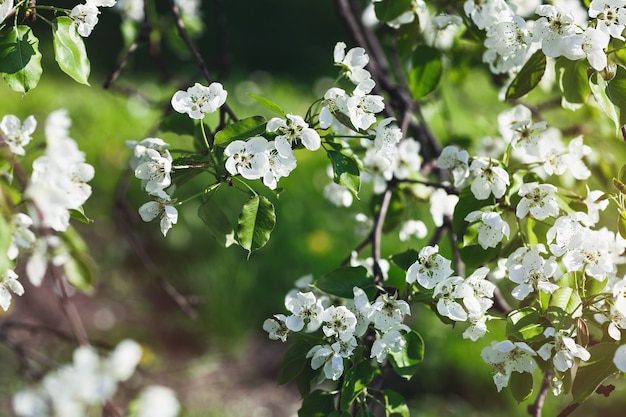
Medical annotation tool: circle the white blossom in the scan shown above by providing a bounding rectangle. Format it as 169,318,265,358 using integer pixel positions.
171,82,227,119
138,191,178,237
132,385,180,417
538,328,590,373
322,306,357,342
469,159,509,200
464,210,510,249
0,114,36,156
224,136,270,180
0,269,24,311
516,182,560,220
285,291,324,332
333,42,371,84
589,0,626,40
481,340,537,392
263,314,290,342
399,220,427,241
70,3,100,37
406,245,454,289
266,114,320,157
134,148,172,195
437,146,470,188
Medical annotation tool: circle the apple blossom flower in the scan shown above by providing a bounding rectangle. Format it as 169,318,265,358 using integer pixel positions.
464,0,511,30
464,210,510,249
0,0,14,24
481,340,537,392
319,87,348,129
371,329,406,363
114,0,144,22
333,42,371,84
263,314,290,342
423,14,463,50
469,159,509,200
368,293,411,333
126,137,171,170
345,79,385,131
171,82,227,119
429,187,459,227
307,339,356,381
138,191,178,237
134,148,173,195
70,2,100,37
589,0,626,41
7,213,36,261
399,220,427,241
0,114,36,156
437,145,470,188
0,269,24,311
224,136,270,180
372,118,402,162
266,114,320,157
284,291,324,332
362,147,394,194
508,245,562,300
406,245,454,289
533,4,580,58
433,276,470,321
322,306,357,342
394,138,421,179
614,343,626,371
132,385,181,417
263,141,297,190
538,327,591,372
516,182,560,220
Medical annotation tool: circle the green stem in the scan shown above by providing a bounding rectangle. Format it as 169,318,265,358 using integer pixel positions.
233,176,258,196
174,182,222,206
200,121,213,150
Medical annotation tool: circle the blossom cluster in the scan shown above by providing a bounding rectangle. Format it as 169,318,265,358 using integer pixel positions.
263,279,410,381
464,0,620,74
70,0,117,37
0,110,95,311
12,339,180,417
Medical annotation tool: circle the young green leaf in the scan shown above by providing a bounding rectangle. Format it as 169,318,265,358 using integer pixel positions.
277,339,314,385
384,389,409,417
52,17,91,85
555,57,590,109
505,49,546,100
388,330,425,379
373,0,412,23
327,150,360,196
506,307,548,342
618,210,626,240
340,360,375,411
548,287,583,330
248,94,286,117
606,64,626,127
0,25,43,93
214,116,267,145
298,390,336,417
589,72,620,133
571,343,618,403
198,194,237,247
408,45,442,99
509,371,533,403
315,266,375,299
237,194,276,255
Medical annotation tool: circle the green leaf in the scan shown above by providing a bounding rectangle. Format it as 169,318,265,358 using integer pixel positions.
458,244,499,270
160,112,195,137
373,0,412,22
509,371,533,403
315,266,375,299
298,390,336,417
391,249,419,272
0,25,42,93
606,64,626,127
571,343,618,403
248,94,286,117
63,252,97,294
388,330,425,379
384,390,409,417
505,50,546,100
408,45,442,99
69,207,93,224
214,116,267,145
198,194,237,247
452,187,494,239
589,72,620,132
237,194,276,255
618,210,626,240
340,360,375,411
506,307,548,342
396,20,421,58
548,287,583,330
52,17,90,85
327,150,360,196
328,412,351,417
277,339,313,385
619,163,626,184
555,57,590,109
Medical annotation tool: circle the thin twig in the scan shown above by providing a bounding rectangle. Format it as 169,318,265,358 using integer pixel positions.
168,0,238,122
103,19,150,89
115,169,200,318
372,186,394,286
51,264,90,346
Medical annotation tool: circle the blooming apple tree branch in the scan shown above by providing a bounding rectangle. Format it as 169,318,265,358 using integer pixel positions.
6,0,626,417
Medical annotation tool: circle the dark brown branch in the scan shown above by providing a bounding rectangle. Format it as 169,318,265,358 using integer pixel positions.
115,169,201,318
168,0,238,122
528,370,553,417
51,264,90,346
103,19,150,89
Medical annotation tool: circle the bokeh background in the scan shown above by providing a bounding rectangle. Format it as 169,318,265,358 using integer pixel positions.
2,1,626,416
